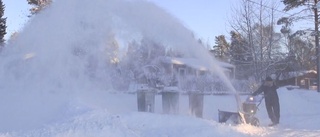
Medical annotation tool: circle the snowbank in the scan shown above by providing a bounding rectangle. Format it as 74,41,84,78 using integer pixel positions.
1,88,320,137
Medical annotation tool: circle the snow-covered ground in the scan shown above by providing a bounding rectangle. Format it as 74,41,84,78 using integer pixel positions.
0,87,319,137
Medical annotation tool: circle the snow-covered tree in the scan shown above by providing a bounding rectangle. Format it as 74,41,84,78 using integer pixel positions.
105,34,119,65
114,38,167,90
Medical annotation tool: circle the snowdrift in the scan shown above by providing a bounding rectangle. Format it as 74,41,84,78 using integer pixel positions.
1,88,320,137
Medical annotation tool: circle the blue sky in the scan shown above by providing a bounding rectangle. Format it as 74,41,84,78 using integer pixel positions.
149,0,234,43
2,0,234,43
3,0,30,39
2,0,314,44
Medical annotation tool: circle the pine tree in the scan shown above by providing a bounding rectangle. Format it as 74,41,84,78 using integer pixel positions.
212,35,230,61
0,0,6,45
27,0,52,15
281,0,319,71
282,0,309,11
229,31,253,79
229,31,252,63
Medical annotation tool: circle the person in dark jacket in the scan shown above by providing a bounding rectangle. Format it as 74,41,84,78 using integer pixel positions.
252,76,280,126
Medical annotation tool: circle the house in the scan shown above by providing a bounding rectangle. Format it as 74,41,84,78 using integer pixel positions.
159,57,235,79
154,57,235,93
134,57,235,114
279,70,317,90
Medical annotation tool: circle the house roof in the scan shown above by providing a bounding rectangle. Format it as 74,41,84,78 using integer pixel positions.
162,57,234,71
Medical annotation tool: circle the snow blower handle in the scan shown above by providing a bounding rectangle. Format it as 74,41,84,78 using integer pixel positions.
248,95,265,107
246,95,264,103
246,96,255,102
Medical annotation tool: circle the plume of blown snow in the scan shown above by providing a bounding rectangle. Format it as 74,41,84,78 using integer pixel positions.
0,0,237,132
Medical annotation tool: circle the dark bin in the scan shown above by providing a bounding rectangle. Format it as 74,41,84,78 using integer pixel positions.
137,88,156,113
189,92,204,118
162,88,179,114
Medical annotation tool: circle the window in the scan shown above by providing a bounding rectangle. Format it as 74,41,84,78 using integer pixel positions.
310,79,317,86
178,68,186,77
300,79,305,86
199,71,205,76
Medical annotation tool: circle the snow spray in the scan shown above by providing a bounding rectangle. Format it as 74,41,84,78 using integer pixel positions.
0,0,242,131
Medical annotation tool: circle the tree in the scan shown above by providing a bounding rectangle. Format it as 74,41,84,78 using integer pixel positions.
229,0,283,80
121,38,166,85
229,31,253,79
104,33,120,65
277,15,316,71
0,0,6,45
212,35,230,62
281,0,318,69
282,0,310,11
281,0,320,92
27,0,52,15
277,17,294,55
290,31,317,70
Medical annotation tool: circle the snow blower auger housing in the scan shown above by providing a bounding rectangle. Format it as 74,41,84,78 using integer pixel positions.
218,95,264,126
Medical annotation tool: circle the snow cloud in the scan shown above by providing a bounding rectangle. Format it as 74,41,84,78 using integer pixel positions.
0,0,235,132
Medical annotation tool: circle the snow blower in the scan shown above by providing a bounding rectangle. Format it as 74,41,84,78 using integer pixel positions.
218,95,264,126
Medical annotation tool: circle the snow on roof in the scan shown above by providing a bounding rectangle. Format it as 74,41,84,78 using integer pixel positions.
162,57,234,71
171,58,208,71
280,70,317,80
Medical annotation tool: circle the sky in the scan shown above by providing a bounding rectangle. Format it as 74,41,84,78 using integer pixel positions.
2,0,234,44
3,0,31,39
149,0,234,43
2,0,314,45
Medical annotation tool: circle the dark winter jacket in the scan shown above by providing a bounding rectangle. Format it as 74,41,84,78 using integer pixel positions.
252,83,279,103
